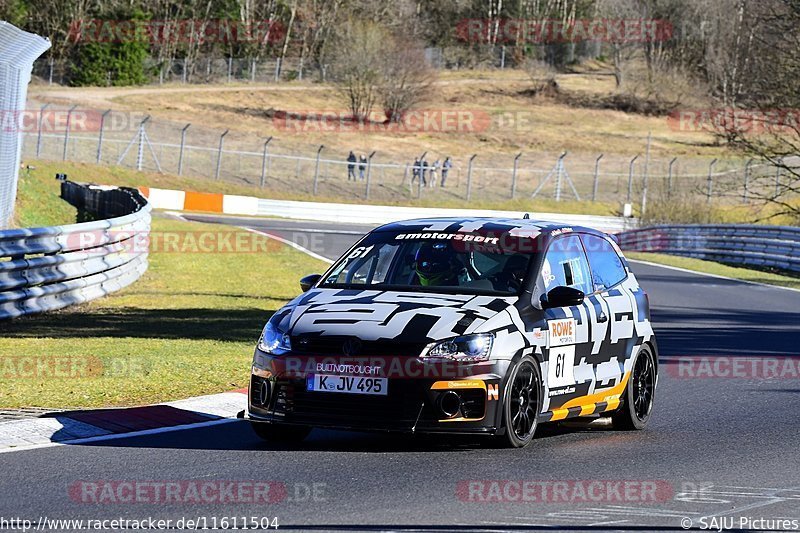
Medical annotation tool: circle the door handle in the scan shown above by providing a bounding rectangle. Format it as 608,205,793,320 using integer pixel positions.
597,312,608,323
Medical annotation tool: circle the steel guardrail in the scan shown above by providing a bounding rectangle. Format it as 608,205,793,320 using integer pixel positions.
616,224,800,274
0,182,150,319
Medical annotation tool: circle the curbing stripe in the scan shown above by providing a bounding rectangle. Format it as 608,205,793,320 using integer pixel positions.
0,390,247,454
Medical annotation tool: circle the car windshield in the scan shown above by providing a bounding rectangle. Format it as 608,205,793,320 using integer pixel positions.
320,230,536,295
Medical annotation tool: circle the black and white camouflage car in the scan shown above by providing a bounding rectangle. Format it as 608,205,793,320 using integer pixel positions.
248,217,658,448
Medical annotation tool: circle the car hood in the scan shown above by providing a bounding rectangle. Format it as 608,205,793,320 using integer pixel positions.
285,288,517,342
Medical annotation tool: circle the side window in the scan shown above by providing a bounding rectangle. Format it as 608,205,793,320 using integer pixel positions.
581,234,627,292
540,235,592,295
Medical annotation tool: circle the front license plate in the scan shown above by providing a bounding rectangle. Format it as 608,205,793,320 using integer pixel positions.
306,374,388,396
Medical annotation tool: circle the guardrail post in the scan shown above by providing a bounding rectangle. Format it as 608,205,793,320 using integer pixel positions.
592,154,603,202
466,154,477,201
511,153,522,199
707,158,718,204
178,123,190,175
215,129,229,180
743,158,753,203
627,154,640,204
417,151,427,199
62,104,77,160
260,136,273,187
312,144,324,195
365,151,376,199
667,157,677,199
35,103,49,157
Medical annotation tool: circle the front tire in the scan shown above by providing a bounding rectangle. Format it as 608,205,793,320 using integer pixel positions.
612,344,656,430
250,422,312,443
499,357,541,448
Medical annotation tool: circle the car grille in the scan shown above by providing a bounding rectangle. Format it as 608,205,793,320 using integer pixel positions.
273,379,426,429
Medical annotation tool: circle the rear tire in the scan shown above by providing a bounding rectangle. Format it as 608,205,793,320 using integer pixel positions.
498,357,541,448
250,422,312,443
612,345,656,430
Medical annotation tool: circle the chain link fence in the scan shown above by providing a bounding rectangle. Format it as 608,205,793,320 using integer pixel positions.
0,23,50,229
19,104,791,212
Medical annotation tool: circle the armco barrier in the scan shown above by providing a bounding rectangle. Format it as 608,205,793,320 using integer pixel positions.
138,186,635,233
0,182,150,319
617,224,800,273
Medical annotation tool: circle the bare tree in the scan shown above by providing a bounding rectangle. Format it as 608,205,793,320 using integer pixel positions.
378,36,436,122
329,19,386,120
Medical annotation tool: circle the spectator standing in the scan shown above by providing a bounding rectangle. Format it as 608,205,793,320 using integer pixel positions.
430,160,440,187
411,158,421,184
347,151,357,181
441,157,452,187
421,159,429,186
359,154,368,180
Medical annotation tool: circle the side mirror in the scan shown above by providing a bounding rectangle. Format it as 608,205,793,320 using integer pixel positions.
541,286,584,309
300,274,322,292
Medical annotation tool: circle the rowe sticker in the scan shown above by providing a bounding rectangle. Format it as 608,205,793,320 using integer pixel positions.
547,318,576,388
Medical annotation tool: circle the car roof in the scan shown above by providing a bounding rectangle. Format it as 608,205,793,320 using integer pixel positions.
373,217,606,240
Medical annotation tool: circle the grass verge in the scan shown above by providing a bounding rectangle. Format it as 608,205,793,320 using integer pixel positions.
627,252,800,290
0,216,327,409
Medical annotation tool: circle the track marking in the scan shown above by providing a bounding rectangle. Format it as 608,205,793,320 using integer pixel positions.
629,259,800,294
239,226,335,264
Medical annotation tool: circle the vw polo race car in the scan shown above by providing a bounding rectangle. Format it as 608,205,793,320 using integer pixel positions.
248,217,658,448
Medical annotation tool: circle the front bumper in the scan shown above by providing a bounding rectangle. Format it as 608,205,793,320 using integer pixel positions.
247,350,511,435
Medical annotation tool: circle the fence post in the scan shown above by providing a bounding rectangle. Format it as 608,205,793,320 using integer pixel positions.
627,154,640,203
35,103,49,157
466,154,477,201
641,132,651,216
62,104,77,161
251,59,256,82
667,157,677,199
260,136,273,187
417,151,427,199
743,158,753,203
592,154,603,202
706,158,717,203
48,58,54,85
215,129,229,180
313,145,324,195
365,151,376,199
511,153,521,199
554,152,568,202
136,116,150,171
227,57,232,83
96,109,111,164
774,158,782,197
178,123,190,175
274,58,282,82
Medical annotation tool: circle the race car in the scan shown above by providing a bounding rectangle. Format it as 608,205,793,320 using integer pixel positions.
248,217,658,448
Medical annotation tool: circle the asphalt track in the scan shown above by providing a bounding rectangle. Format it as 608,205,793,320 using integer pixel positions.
1,215,798,532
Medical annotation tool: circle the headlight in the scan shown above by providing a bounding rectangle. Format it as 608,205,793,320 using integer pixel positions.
421,333,494,362
257,320,291,354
